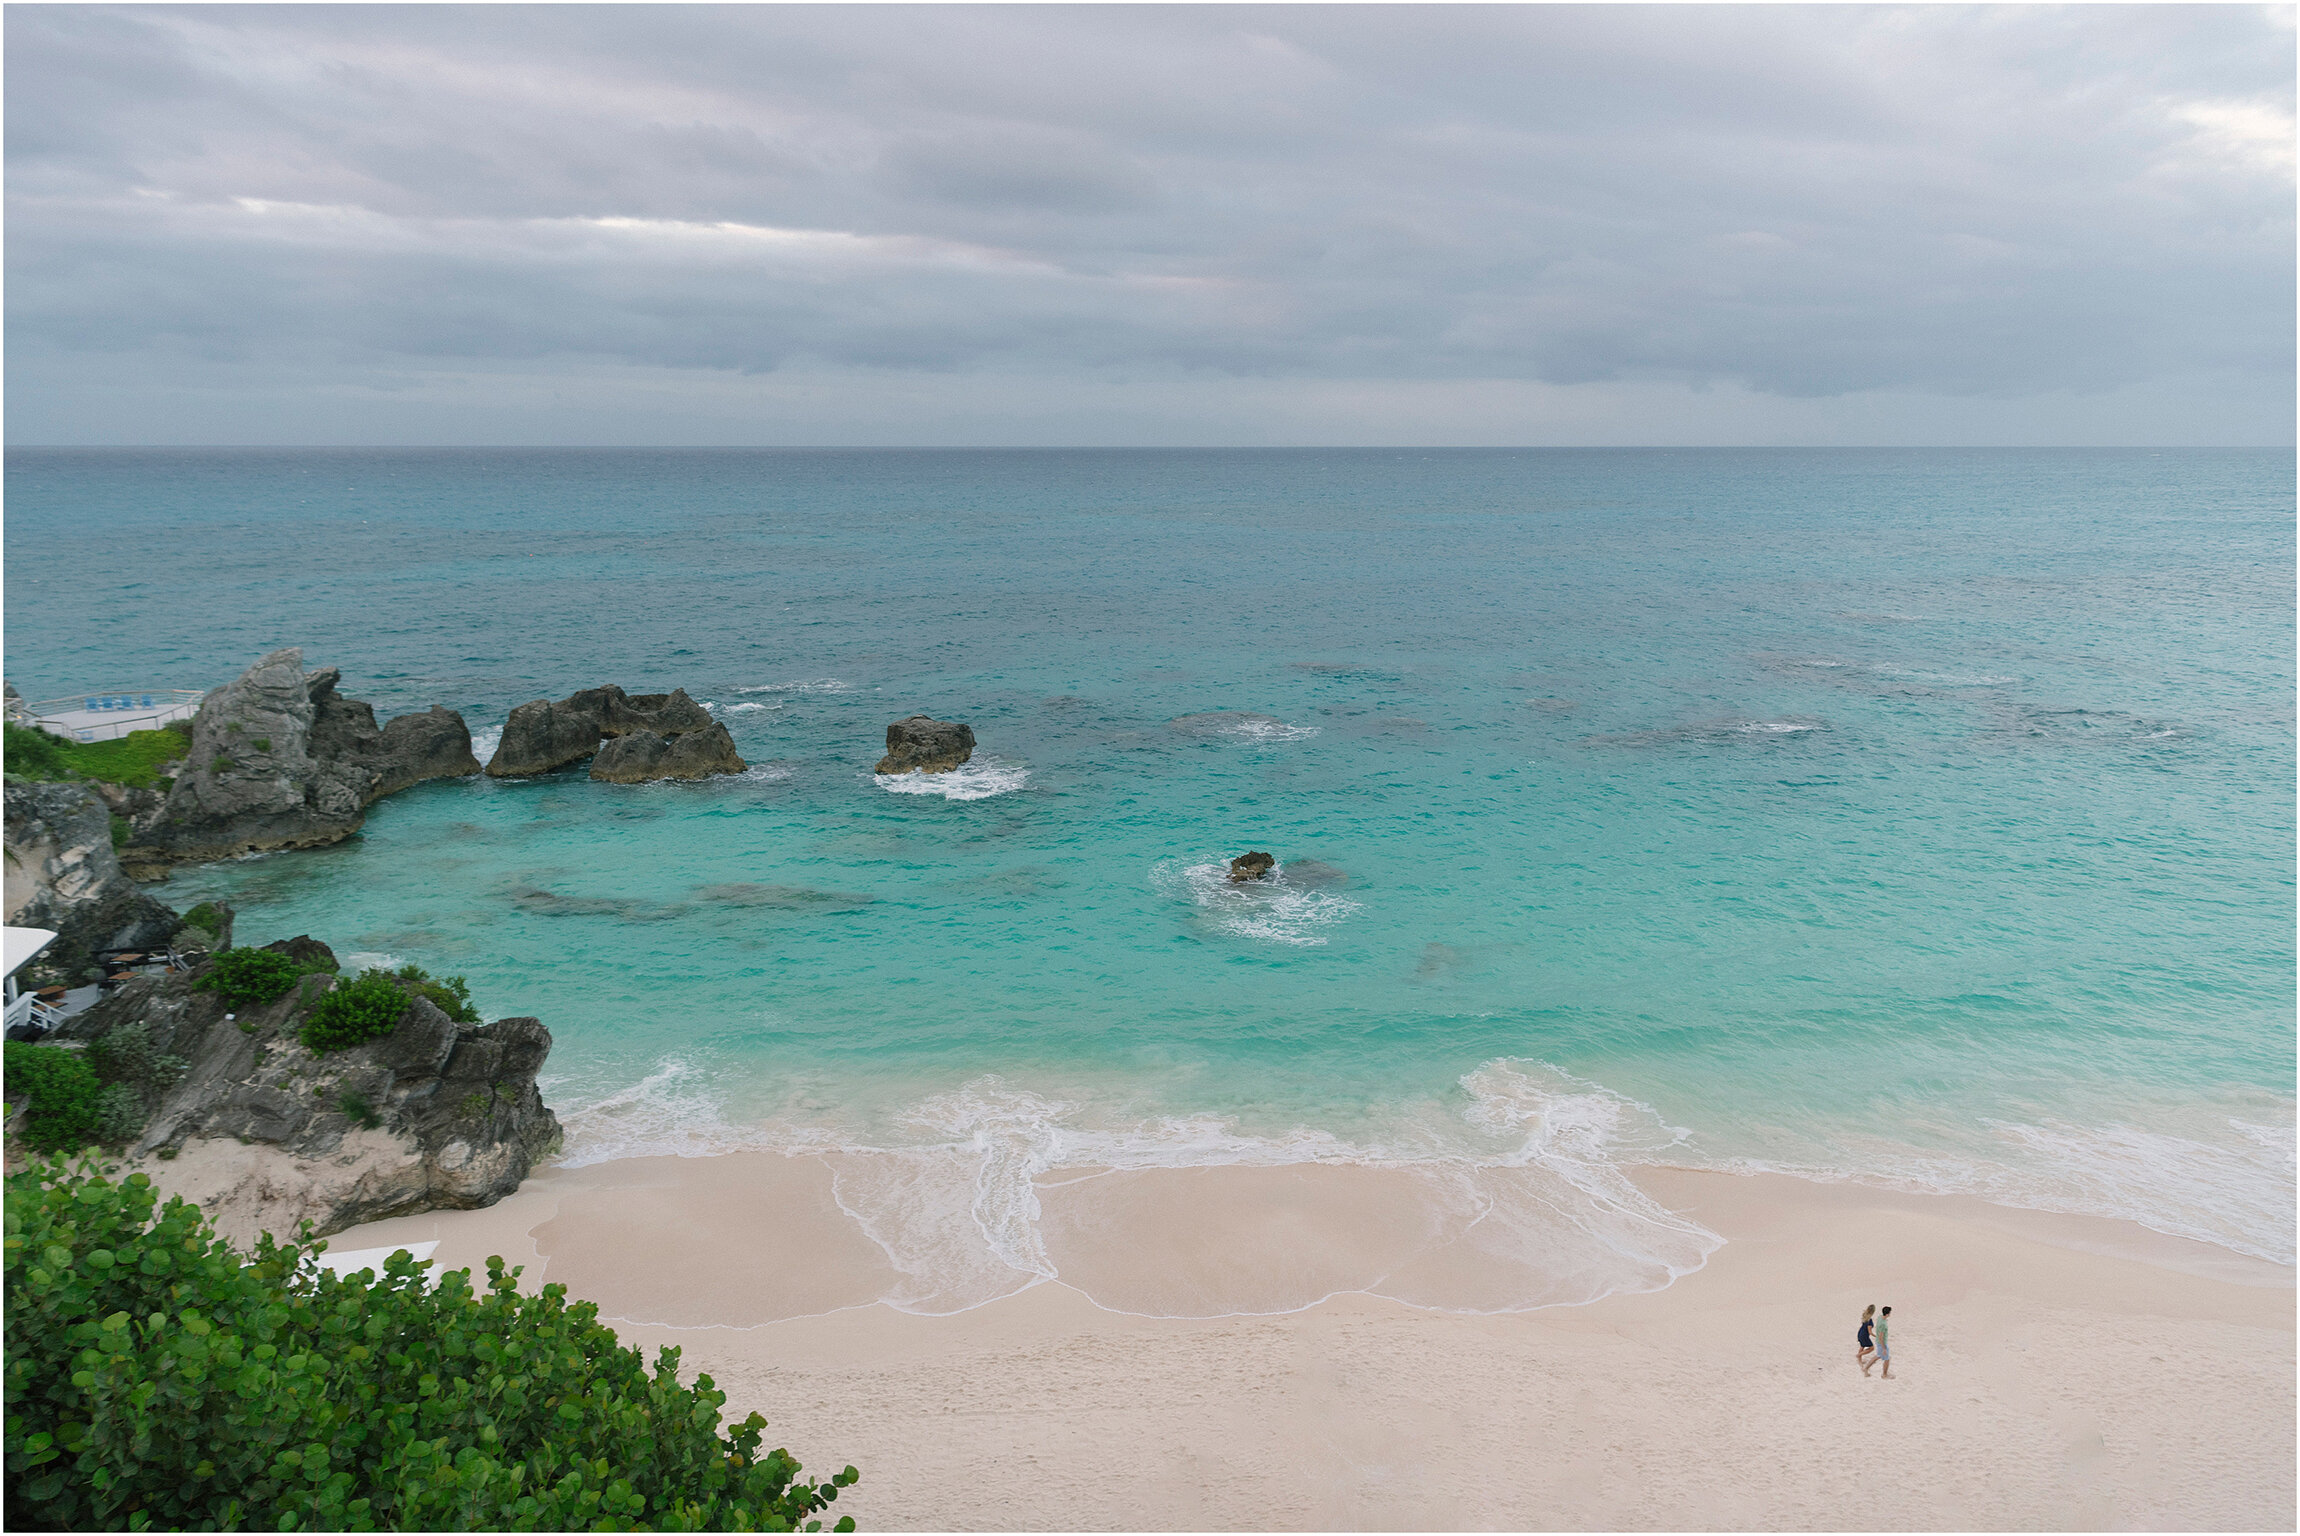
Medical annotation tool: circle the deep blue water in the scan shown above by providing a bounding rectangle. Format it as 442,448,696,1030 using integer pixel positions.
6,448,2292,1299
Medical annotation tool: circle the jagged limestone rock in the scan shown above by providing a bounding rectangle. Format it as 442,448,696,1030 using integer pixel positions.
1227,851,1277,882
3,780,180,978
64,961,561,1246
590,722,747,782
875,715,976,775
133,648,480,863
489,685,744,782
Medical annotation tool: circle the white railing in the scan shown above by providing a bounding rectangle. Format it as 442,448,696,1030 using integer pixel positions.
3,992,63,1038
14,689,204,744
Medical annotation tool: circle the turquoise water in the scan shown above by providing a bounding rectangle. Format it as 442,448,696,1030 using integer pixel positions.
7,448,2292,1300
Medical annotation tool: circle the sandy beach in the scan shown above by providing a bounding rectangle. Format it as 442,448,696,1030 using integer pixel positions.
326,1156,2295,1532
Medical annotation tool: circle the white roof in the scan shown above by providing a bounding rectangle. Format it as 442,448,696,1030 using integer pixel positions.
3,927,58,978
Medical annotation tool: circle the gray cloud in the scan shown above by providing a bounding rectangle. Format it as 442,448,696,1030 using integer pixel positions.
6,4,2292,444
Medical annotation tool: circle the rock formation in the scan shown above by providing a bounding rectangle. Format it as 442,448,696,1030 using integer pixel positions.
3,780,182,978
591,722,747,782
1228,851,1277,882
130,648,481,865
57,949,561,1246
876,715,976,775
486,685,743,782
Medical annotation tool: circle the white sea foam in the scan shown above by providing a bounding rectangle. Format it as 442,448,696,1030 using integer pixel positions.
341,951,408,973
469,727,502,761
545,1051,2294,1324
737,762,797,783
874,759,1029,800
1169,711,1319,743
1701,1109,2297,1266
1224,717,1317,742
1155,859,1361,946
1729,720,1824,735
736,679,850,695
553,1058,763,1167
722,701,774,713
810,1065,1720,1317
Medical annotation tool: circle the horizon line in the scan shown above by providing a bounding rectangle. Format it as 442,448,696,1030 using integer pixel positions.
6,443,2291,453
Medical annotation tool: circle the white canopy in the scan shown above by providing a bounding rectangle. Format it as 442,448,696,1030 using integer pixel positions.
3,927,58,979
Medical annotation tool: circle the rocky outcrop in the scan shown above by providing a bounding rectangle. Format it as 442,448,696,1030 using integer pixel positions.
487,685,743,783
1228,851,1276,882
606,690,715,739
3,780,180,979
130,648,480,864
591,722,747,782
876,715,976,775
60,958,561,1247
485,687,622,777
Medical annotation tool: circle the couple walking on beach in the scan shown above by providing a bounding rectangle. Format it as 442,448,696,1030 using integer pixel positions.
1856,1304,1892,1377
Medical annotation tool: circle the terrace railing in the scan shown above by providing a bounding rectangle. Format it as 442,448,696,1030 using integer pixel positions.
13,689,205,743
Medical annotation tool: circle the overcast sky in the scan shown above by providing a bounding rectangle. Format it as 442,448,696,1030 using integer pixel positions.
7,3,2293,446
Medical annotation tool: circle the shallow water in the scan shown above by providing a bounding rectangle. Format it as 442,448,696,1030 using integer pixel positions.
7,447,2291,1305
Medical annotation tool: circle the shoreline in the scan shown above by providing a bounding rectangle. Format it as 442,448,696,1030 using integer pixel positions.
330,1154,2294,1530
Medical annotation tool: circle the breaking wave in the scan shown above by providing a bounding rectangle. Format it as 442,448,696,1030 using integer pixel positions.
874,759,1029,800
550,1058,1720,1318
1154,858,1361,946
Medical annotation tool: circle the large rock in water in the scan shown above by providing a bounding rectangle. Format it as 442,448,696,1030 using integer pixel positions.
133,648,480,863
484,686,622,776
488,685,742,783
1227,851,1276,882
57,961,562,1247
591,722,747,782
876,715,976,775
3,781,180,977
604,689,714,738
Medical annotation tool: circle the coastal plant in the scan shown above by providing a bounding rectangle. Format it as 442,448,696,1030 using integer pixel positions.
1,723,190,790
2,1044,105,1153
338,1087,383,1129
178,901,229,948
92,1083,147,1146
86,1022,188,1102
194,947,305,1007
395,962,481,1024
300,969,413,1053
4,1157,861,1532
107,813,131,848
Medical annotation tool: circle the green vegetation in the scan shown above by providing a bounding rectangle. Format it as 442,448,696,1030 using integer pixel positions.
338,1087,382,1129
2,1045,104,1153
4,1159,860,1531
1,723,188,790
194,948,307,1008
108,814,131,849
301,970,412,1054
394,962,481,1025
8,1024,192,1155
179,902,228,947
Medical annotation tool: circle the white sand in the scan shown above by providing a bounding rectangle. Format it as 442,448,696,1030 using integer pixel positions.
331,1157,2295,1531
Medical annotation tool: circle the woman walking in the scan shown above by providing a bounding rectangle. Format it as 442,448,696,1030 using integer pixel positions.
1855,1304,1876,1375
1875,1305,1893,1378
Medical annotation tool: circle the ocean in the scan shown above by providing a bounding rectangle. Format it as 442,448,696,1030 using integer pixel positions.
6,447,2291,1309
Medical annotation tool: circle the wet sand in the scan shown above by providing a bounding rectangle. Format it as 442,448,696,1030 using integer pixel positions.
332,1158,2295,1530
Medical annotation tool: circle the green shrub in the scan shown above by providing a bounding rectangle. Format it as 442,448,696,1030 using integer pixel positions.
3,1044,104,1153
194,947,304,1007
4,1158,859,1531
93,1083,146,1146
301,970,411,1054
339,1088,382,1130
107,813,131,848
3,722,78,780
86,1022,188,1100
394,962,481,1024
0,723,189,790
